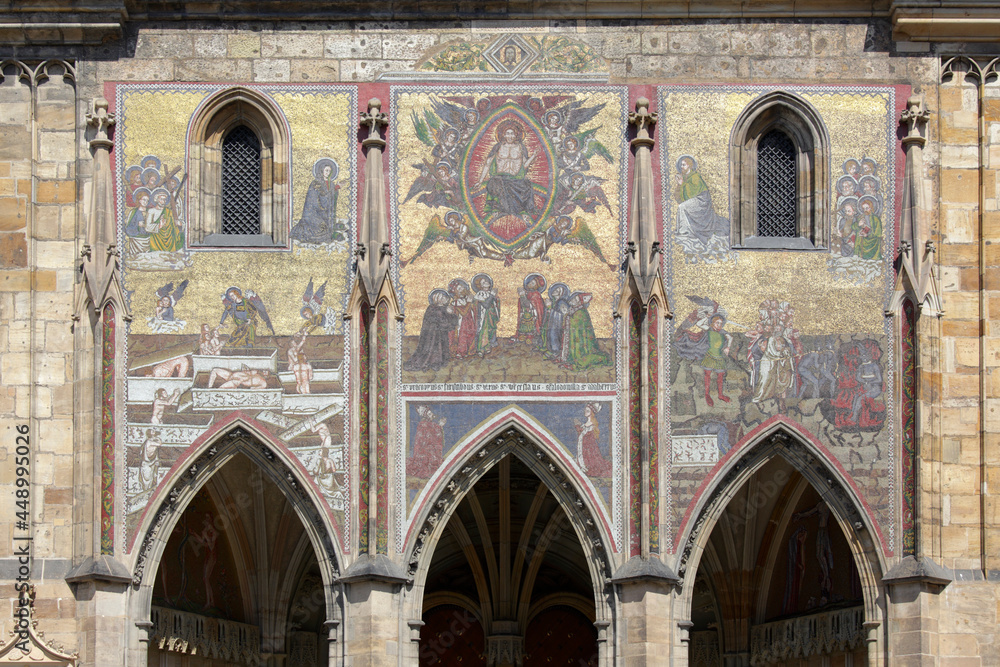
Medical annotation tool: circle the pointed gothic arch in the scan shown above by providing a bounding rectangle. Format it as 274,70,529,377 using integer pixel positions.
674,421,887,663
730,90,831,249
403,409,618,556
403,424,616,656
126,422,343,664
186,86,291,247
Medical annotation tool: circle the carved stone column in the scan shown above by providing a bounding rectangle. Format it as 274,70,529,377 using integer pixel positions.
613,571,676,666
616,96,672,563
341,97,409,667
676,620,694,667
324,619,340,663
486,631,523,667
65,96,133,667
883,557,952,667
406,619,424,663
612,97,678,666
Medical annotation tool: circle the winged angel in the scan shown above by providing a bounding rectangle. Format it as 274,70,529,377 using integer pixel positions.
402,95,617,269
220,287,276,348
147,280,189,333
299,277,338,335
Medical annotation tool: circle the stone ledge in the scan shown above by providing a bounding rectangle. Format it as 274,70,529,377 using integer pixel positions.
0,2,125,46
882,555,953,587
610,555,682,586
892,2,1000,42
338,554,410,585
64,554,132,585
9,0,892,28
6,0,1000,45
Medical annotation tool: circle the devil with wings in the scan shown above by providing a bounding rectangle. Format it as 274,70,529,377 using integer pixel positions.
153,280,188,322
299,277,329,333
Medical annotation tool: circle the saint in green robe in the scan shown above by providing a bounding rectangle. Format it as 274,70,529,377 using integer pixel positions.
677,170,709,202
854,214,882,260
562,306,609,371
475,292,500,354
147,207,184,252
675,169,729,245
701,329,728,371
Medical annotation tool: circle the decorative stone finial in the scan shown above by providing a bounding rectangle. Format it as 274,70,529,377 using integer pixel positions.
86,97,115,148
628,96,657,144
360,98,388,147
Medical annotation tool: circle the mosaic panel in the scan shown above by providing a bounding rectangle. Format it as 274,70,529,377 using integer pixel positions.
401,397,621,550
391,86,628,553
648,299,660,555
101,302,116,555
116,84,358,552
392,86,626,386
420,34,606,77
628,301,642,558
358,304,370,554
375,300,390,555
659,86,899,554
901,298,916,556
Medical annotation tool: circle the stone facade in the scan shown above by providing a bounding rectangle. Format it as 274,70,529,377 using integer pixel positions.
0,3,998,666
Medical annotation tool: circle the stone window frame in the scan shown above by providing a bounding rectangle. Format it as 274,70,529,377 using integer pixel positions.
187,87,290,248
729,91,831,250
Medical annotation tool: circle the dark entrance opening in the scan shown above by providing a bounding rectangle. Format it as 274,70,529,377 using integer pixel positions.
420,455,598,666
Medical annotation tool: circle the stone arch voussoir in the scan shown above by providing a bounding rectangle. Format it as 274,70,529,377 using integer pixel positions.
128,421,343,628
674,420,886,627
404,420,616,627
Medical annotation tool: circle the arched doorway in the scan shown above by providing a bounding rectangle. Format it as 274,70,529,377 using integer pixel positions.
419,454,601,666
679,429,885,667
129,428,341,667
148,454,328,666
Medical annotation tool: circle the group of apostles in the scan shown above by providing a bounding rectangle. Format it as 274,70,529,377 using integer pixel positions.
404,272,610,373
835,157,884,261
122,155,185,254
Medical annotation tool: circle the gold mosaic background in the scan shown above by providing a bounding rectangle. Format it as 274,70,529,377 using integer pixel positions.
395,90,624,339
662,90,892,334
120,89,354,334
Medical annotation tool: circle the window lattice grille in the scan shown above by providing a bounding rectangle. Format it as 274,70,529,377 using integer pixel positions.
221,125,262,235
756,130,797,238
